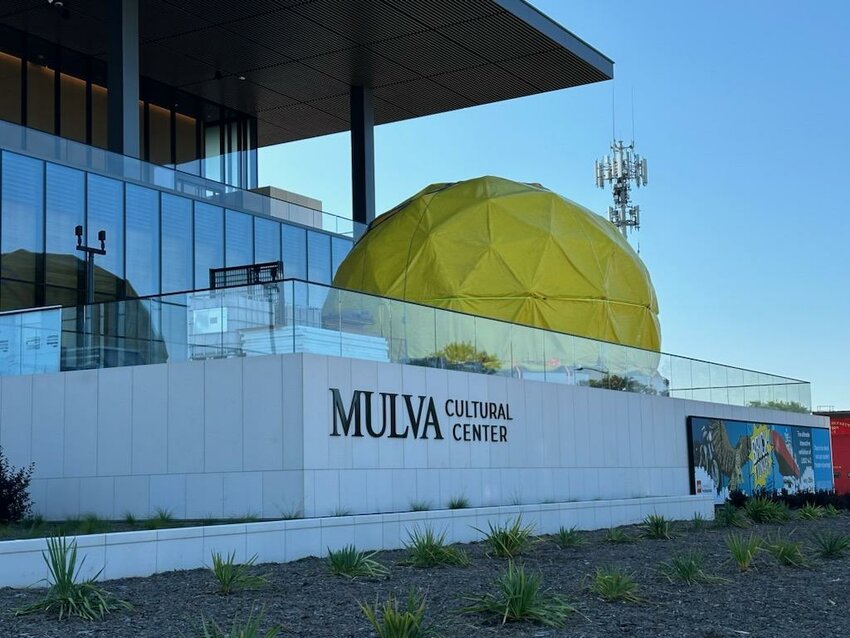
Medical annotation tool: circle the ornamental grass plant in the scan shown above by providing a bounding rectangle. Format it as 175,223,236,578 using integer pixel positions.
404,526,470,568
327,545,389,578
210,552,267,595
476,516,536,558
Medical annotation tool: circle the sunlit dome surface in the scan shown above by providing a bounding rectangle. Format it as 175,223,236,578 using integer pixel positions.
333,176,660,351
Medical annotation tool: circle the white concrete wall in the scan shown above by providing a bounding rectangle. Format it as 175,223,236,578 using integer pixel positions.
0,353,828,520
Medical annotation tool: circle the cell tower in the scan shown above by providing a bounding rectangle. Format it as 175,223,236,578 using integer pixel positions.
595,141,648,238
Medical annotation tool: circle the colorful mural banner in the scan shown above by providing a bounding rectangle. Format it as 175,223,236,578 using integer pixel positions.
687,416,833,504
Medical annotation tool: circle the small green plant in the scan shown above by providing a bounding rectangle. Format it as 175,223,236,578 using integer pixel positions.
331,506,352,517
404,526,470,568
765,534,808,567
604,527,635,544
25,514,45,531
812,531,850,559
77,513,108,535
360,590,430,638
123,512,137,527
714,503,748,528
192,607,281,638
409,500,431,512
280,507,303,520
15,536,131,620
822,504,840,517
556,526,582,548
589,566,641,602
744,497,790,524
691,513,707,530
145,507,174,530
798,503,823,520
658,551,726,585
725,532,762,571
476,516,536,558
641,514,674,540
447,495,469,509
462,561,573,627
210,552,267,595
327,545,388,578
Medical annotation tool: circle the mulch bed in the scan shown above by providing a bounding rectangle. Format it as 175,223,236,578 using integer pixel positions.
1,512,848,637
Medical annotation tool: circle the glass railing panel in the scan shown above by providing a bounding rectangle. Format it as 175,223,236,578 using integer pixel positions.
393,297,435,367
333,286,391,363
668,355,693,400
542,330,577,384
726,365,745,407
472,314,513,377
572,333,604,389
510,322,545,382
433,303,479,373
709,362,730,405
689,359,711,401
657,353,673,397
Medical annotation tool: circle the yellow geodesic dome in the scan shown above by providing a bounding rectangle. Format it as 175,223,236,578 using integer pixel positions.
328,176,661,379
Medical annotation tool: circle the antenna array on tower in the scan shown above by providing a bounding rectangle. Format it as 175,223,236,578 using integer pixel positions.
595,141,648,238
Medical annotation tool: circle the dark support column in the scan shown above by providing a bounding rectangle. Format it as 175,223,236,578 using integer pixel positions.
107,0,140,158
350,86,375,225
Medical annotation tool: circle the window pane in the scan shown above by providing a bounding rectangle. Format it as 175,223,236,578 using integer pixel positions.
0,279,37,311
27,62,54,133
126,185,159,297
203,125,221,183
307,231,331,284
45,162,84,288
331,236,351,279
1,152,44,282
225,210,252,267
0,52,22,124
149,104,171,166
175,112,197,168
194,202,223,289
91,83,107,149
161,193,192,293
87,174,124,298
282,224,306,280
254,218,280,264
59,73,86,142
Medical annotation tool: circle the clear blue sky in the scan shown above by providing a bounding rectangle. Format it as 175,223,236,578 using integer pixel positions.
260,1,850,410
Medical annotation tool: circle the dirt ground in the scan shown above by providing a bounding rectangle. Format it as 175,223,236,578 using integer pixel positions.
1,512,848,637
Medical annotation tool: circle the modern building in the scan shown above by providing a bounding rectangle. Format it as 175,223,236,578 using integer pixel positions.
0,1,832,588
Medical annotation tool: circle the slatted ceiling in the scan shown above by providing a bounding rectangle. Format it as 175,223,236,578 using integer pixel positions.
221,10,354,61
374,77,475,117
499,48,609,92
379,0,501,29
248,61,350,103
441,12,557,63
433,63,538,105
371,30,487,77
289,0,424,45
0,0,613,145
301,46,420,87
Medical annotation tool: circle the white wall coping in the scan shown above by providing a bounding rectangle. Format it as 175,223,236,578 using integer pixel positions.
0,494,714,589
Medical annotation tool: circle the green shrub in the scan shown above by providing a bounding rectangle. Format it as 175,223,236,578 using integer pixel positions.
765,534,808,567
409,500,431,512
144,507,174,530
798,503,823,520
404,526,470,568
447,495,469,510
725,532,762,571
327,545,388,578
192,607,281,638
812,531,850,559
210,552,267,595
641,514,674,540
77,513,108,535
744,497,790,524
714,503,748,528
476,516,536,558
823,504,840,518
123,512,137,527
462,561,573,627
589,566,641,602
15,536,131,620
691,513,707,530
332,506,352,517
604,527,635,544
0,446,34,523
658,551,726,585
360,590,430,638
555,526,582,548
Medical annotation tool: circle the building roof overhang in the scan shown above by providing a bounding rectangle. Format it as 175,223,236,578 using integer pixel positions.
0,0,613,147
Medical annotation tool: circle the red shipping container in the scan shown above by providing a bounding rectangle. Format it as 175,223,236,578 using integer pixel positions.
830,416,850,495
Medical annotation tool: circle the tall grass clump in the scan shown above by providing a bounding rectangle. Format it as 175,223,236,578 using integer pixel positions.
447,495,469,510
714,503,748,528
641,514,674,540
404,526,470,568
360,590,430,638
555,526,582,548
604,527,635,544
15,536,131,620
812,531,850,559
765,534,808,567
327,545,388,578
725,532,762,571
462,561,574,627
589,566,641,602
658,551,726,585
798,503,824,520
744,497,790,524
192,607,281,638
409,500,431,512
691,513,707,530
210,552,267,595
476,516,536,558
